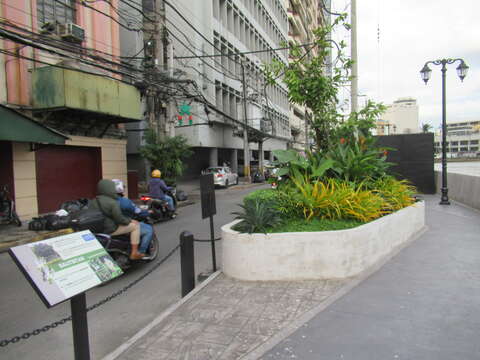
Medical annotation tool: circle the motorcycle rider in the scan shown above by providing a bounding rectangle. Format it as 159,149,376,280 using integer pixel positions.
148,169,176,214
91,179,145,260
112,179,154,257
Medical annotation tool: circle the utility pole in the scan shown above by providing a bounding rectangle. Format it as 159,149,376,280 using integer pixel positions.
143,0,168,139
241,61,250,182
350,0,358,113
155,0,168,139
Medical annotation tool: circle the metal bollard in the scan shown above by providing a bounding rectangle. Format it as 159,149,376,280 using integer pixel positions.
180,231,195,297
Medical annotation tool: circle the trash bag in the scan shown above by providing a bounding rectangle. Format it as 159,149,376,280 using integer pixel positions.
45,214,71,231
28,217,47,231
176,190,188,202
60,200,83,214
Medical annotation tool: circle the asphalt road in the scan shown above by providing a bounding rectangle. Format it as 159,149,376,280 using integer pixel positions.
0,185,266,360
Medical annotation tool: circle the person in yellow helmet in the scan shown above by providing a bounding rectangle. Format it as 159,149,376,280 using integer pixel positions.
148,169,175,212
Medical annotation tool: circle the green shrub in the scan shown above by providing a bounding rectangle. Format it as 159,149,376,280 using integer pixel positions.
371,176,416,212
269,217,363,233
243,189,280,208
232,198,282,234
326,140,392,183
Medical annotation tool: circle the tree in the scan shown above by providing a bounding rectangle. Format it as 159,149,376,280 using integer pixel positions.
265,14,353,152
139,129,193,184
422,123,432,133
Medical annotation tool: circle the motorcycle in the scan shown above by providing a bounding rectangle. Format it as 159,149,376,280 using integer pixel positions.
140,188,178,222
71,210,160,271
0,185,22,226
94,231,159,271
252,171,265,183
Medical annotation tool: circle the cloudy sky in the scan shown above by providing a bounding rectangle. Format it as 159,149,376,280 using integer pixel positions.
331,0,480,129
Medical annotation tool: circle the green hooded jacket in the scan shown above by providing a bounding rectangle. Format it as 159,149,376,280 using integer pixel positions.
91,179,131,234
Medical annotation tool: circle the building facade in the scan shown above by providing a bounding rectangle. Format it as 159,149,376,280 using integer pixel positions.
376,97,419,136
286,0,328,150
434,121,480,158
0,0,141,219
161,0,292,178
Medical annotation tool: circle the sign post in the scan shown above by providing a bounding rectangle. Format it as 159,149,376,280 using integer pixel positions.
71,293,90,360
8,230,123,360
200,174,217,271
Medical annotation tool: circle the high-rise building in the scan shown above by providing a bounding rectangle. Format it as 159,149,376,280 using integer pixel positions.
163,0,291,177
286,0,329,150
376,97,419,135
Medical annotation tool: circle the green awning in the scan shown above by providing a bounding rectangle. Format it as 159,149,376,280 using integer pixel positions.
0,104,68,144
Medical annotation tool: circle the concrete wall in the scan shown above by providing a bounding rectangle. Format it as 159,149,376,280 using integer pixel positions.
12,142,38,220
222,201,425,281
435,170,480,210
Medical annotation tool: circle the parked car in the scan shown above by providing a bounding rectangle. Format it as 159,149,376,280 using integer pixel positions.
203,166,239,188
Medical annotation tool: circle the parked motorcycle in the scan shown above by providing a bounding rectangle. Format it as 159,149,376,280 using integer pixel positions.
140,189,178,222
0,185,22,226
252,171,265,183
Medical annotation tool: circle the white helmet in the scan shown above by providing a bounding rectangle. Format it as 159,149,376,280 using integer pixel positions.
112,179,124,194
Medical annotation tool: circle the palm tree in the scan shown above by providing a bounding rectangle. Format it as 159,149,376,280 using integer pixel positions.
422,123,432,133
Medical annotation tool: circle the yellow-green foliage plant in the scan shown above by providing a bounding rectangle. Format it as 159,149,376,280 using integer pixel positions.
371,176,416,212
288,173,386,222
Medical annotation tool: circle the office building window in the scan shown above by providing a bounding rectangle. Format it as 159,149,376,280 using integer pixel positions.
38,0,76,26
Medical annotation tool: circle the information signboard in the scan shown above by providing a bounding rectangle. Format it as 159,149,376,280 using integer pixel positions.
9,230,123,308
200,173,216,219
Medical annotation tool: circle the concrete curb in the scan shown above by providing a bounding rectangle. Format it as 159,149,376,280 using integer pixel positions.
241,225,429,360
0,228,74,253
101,270,223,360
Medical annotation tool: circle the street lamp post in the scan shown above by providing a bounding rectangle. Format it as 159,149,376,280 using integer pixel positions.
420,58,469,205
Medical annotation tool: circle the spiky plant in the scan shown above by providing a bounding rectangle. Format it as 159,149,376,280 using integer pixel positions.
232,198,282,234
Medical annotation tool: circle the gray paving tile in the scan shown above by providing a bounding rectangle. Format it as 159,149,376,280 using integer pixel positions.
195,325,242,345
217,332,270,360
216,314,251,329
167,341,227,360
161,319,206,339
242,317,287,336
123,347,171,360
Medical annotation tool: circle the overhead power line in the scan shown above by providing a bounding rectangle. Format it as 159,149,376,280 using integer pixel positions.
174,42,315,60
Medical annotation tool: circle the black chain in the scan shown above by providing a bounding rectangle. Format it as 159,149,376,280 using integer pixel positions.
0,245,180,348
193,237,221,243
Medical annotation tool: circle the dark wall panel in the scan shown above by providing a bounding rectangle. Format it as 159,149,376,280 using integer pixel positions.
376,133,435,194
0,141,14,198
36,145,102,213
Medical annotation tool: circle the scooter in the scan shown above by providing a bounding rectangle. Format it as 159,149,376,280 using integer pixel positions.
140,189,178,222
0,185,22,226
94,231,159,271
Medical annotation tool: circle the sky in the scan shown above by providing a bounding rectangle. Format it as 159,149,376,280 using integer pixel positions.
331,0,480,130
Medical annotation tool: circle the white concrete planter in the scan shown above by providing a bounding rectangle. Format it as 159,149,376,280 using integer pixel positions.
222,201,425,281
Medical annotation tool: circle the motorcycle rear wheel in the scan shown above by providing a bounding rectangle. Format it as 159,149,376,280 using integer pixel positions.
147,233,159,261
13,212,21,226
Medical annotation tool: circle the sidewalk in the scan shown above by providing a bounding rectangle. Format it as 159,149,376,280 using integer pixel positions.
103,195,480,360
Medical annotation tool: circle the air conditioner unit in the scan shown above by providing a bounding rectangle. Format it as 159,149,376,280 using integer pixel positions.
58,23,85,43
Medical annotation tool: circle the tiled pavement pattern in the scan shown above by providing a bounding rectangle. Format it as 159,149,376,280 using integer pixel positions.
119,274,348,360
